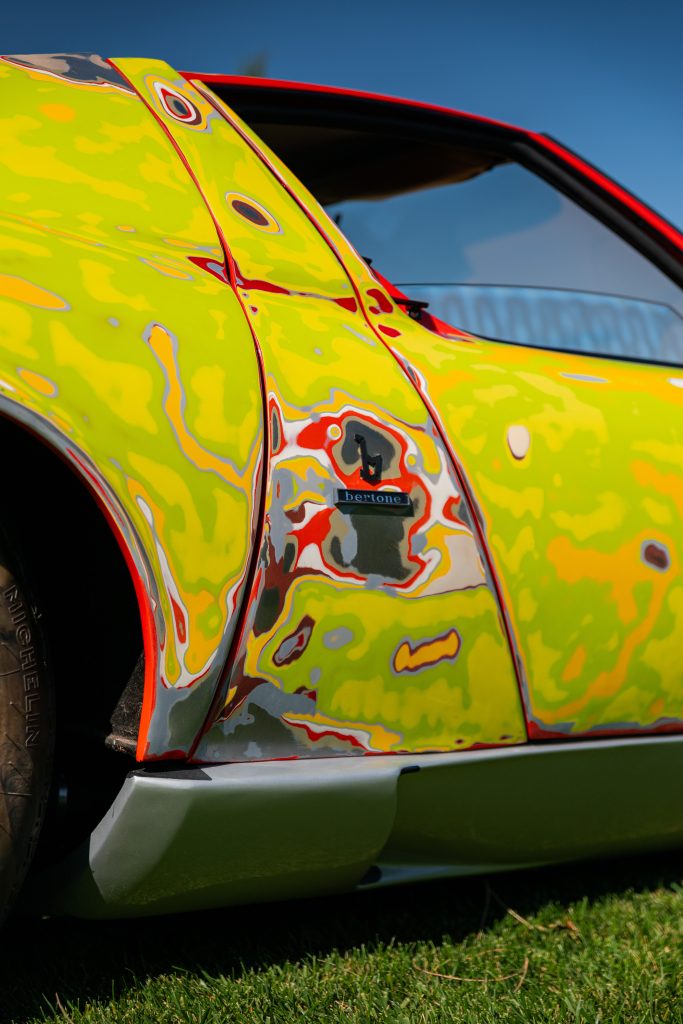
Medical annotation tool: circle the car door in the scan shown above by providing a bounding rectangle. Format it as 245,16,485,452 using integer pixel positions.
294,120,683,740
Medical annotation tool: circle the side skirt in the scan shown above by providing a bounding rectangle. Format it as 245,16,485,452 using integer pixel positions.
28,736,683,918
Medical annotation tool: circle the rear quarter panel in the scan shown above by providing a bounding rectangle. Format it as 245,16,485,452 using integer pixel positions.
0,54,264,757
112,59,527,760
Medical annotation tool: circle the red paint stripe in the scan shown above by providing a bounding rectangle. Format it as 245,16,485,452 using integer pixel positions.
65,448,160,761
107,59,271,762
388,372,531,728
528,718,683,742
182,72,523,133
0,408,160,763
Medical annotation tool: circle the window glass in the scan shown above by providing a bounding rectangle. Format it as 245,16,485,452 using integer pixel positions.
326,163,683,363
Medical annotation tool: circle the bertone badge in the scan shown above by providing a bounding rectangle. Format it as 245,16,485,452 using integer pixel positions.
335,433,414,517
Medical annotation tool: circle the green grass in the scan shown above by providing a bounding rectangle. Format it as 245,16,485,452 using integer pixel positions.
3,851,683,1023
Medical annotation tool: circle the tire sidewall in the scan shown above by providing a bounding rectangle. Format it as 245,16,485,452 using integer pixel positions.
0,538,53,924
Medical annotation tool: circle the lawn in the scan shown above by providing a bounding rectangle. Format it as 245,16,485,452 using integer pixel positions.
3,850,683,1023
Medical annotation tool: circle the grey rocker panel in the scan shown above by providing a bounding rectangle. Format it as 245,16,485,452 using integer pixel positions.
31,736,683,918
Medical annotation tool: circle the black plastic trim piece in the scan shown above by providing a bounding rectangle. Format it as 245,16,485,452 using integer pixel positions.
130,766,212,781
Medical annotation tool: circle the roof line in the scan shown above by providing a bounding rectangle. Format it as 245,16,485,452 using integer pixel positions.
180,71,524,133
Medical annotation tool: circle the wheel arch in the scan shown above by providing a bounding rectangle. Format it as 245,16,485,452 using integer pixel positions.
0,406,152,763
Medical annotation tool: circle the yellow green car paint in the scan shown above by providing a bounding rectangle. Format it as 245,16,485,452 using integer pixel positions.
170,73,683,745
1,54,681,766
0,54,264,757
381,336,683,737
112,59,526,759
259,148,683,740
254,122,683,741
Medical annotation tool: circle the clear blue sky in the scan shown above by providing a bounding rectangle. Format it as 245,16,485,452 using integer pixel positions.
5,0,682,228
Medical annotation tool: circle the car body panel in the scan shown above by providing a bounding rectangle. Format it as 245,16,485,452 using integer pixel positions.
203,93,683,741
384,334,683,737
5,53,681,760
112,59,526,759
0,54,264,757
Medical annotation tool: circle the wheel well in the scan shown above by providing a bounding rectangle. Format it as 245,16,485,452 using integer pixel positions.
0,415,144,850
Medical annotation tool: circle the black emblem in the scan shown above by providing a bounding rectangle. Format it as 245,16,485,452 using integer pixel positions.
335,488,414,517
355,433,383,485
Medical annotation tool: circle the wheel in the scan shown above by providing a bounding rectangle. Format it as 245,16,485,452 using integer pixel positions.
0,531,54,925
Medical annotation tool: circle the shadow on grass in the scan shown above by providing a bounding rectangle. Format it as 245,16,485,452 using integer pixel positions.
2,848,683,1022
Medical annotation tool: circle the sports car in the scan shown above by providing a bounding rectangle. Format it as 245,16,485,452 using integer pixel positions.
1,52,682,923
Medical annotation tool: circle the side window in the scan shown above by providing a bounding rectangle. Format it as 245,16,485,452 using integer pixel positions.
326,161,683,365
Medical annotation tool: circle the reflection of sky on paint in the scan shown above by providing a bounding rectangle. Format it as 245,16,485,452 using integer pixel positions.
5,0,683,229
